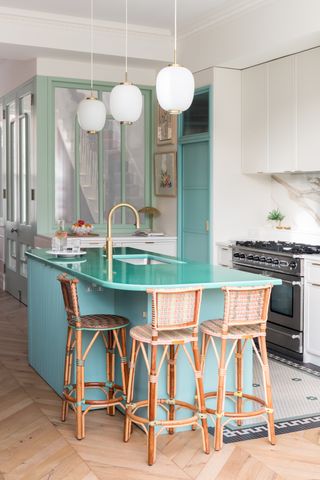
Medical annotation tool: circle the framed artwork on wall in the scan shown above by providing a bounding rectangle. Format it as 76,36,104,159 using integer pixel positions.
156,104,177,145
154,152,177,197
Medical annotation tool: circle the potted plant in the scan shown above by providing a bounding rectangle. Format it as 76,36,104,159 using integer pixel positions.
267,209,285,229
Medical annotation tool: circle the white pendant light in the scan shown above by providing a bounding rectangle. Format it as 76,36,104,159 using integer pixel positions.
77,0,106,134
110,0,142,125
156,0,194,114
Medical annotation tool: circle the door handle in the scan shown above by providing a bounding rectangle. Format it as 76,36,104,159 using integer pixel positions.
11,228,18,233
205,220,209,232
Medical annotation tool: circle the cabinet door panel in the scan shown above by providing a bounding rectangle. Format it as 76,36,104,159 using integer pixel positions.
242,64,268,173
297,48,320,172
268,56,296,172
305,283,320,360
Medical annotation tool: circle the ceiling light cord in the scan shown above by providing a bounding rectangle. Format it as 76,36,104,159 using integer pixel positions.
90,0,93,93
125,0,128,82
174,0,177,65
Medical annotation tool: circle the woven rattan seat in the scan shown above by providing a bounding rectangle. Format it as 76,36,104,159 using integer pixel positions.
124,287,209,465
57,273,129,440
200,285,276,451
130,324,194,344
200,319,262,339
69,314,129,330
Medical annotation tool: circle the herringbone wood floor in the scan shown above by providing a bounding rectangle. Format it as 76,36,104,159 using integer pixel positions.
0,291,319,479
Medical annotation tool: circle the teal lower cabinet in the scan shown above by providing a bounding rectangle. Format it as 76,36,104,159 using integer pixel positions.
27,247,281,431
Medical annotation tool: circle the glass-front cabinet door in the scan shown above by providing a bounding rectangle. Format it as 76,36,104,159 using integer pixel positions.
5,89,35,304
54,84,149,232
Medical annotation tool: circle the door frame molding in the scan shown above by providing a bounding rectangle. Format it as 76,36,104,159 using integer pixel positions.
177,85,213,263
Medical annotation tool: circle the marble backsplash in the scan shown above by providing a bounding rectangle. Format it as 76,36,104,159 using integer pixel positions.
269,172,320,242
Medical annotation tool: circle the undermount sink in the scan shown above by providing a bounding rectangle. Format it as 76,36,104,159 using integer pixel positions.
113,255,172,265
113,254,179,266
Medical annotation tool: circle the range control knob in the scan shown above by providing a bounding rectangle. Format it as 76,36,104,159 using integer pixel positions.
266,257,273,264
273,258,279,265
289,260,298,270
253,255,260,261
247,254,254,260
260,256,266,262
233,252,240,258
239,253,245,259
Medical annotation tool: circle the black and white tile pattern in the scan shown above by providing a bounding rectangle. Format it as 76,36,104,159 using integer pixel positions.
208,354,320,443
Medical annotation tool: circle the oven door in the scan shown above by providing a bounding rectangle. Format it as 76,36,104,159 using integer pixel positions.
232,264,303,332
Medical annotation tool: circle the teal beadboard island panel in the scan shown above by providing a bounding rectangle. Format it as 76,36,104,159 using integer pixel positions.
27,247,281,430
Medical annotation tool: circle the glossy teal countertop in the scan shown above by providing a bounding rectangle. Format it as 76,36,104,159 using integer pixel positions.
26,247,282,291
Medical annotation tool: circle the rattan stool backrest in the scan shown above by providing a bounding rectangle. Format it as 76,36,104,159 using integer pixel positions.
222,285,272,328
146,287,202,333
57,273,80,320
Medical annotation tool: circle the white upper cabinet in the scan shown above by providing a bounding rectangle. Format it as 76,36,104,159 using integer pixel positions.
242,64,268,173
268,56,297,172
296,48,320,172
242,47,320,174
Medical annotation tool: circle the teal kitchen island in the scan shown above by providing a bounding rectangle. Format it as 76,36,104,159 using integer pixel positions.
26,247,281,429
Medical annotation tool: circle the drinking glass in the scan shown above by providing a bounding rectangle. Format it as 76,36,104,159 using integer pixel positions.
72,239,81,254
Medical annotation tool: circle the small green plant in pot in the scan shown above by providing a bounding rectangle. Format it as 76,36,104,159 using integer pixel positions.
267,208,285,229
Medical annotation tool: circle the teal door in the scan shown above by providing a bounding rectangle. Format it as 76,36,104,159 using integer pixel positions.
180,140,210,262
178,87,211,263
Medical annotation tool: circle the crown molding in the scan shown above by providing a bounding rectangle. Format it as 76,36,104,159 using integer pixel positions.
0,6,172,38
180,0,272,39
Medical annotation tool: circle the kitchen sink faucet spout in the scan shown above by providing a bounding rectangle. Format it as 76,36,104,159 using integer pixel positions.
106,203,140,281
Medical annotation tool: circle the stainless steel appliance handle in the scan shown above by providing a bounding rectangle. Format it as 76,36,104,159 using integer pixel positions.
291,335,300,339
281,279,301,287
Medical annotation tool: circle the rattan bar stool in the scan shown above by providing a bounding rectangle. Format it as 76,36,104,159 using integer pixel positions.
124,287,210,466
58,274,129,440
200,285,275,451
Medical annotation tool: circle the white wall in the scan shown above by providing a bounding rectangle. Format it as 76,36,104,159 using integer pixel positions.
36,57,157,86
181,0,320,71
0,59,36,97
212,67,271,260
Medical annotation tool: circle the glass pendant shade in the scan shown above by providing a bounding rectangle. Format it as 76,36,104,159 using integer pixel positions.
77,97,106,133
110,83,143,124
156,64,195,114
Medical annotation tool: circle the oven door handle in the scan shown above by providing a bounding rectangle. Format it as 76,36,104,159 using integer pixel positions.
261,272,302,287
281,280,302,287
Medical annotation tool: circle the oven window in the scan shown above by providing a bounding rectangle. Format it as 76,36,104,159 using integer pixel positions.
270,284,293,317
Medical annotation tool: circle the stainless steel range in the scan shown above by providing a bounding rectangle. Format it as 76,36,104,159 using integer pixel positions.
232,241,320,360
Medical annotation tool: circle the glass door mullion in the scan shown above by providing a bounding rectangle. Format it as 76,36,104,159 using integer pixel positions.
120,124,126,224
98,129,104,225
75,119,81,220
19,113,29,225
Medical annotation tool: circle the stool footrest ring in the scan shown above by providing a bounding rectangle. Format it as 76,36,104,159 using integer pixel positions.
126,397,200,431
204,390,268,419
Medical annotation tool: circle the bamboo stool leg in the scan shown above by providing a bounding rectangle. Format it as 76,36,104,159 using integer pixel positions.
168,345,176,435
236,339,243,426
124,339,137,443
75,327,84,440
107,330,115,415
61,326,73,422
120,327,129,394
214,337,227,451
192,333,207,432
259,335,276,445
147,344,158,466
192,339,210,454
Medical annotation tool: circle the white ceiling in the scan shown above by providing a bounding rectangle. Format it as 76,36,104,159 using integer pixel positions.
0,0,245,33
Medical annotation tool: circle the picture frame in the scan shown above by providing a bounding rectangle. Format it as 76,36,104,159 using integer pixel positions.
156,103,177,145
154,152,177,197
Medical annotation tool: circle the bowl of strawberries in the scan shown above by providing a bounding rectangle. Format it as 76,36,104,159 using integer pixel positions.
71,219,93,236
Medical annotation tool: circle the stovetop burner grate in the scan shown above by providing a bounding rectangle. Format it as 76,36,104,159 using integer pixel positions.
235,241,320,255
